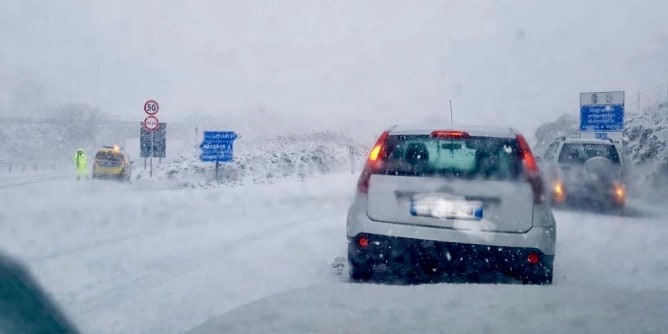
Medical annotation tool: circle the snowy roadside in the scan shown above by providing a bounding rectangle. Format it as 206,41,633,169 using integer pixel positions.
131,132,367,189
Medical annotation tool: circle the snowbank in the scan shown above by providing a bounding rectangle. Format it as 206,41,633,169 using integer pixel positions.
133,131,368,188
623,108,668,198
533,114,579,155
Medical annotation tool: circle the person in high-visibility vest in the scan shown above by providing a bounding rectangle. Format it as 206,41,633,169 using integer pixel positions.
72,148,88,180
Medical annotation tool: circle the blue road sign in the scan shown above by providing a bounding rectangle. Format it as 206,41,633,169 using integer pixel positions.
579,91,625,132
140,122,166,158
199,142,233,151
204,131,237,141
200,131,238,162
579,104,624,131
200,152,234,162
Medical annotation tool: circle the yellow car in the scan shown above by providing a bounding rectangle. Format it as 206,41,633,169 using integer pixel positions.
92,146,133,181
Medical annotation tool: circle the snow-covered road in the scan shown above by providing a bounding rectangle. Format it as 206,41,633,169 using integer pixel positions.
0,174,667,333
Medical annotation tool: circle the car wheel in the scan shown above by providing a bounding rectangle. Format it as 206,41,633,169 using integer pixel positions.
349,261,373,281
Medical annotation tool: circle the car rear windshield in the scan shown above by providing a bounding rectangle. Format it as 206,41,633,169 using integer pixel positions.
95,152,123,162
558,143,621,164
378,135,523,180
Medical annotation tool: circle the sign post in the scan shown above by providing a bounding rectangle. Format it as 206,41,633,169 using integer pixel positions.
199,131,238,179
141,100,162,178
579,91,625,146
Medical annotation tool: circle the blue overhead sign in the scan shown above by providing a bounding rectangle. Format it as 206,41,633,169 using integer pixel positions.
579,91,625,132
199,131,238,162
580,105,624,131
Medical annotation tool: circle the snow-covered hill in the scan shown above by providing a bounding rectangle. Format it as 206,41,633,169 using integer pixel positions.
623,108,668,197
133,131,368,188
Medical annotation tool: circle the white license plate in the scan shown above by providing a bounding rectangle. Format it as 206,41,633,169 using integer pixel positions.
410,194,483,220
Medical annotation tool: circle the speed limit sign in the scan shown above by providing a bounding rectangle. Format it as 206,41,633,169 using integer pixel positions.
144,99,159,115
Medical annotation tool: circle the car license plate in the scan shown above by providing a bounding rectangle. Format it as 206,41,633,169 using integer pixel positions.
410,194,483,220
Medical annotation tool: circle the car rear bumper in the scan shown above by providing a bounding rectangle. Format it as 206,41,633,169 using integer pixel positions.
92,170,129,180
348,234,553,280
347,196,556,255
552,187,624,207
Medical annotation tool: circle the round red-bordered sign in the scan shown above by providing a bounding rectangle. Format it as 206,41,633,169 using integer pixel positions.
144,99,159,115
144,115,160,132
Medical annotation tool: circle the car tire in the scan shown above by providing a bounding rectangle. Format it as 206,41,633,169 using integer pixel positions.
349,261,373,281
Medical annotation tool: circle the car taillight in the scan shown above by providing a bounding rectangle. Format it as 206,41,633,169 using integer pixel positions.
613,183,626,204
357,130,390,193
527,252,540,265
553,181,566,203
515,134,544,204
357,235,370,248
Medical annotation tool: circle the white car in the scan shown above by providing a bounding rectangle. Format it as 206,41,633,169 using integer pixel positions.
346,124,556,284
541,137,626,208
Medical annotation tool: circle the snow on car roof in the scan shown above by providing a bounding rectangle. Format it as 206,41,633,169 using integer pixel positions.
559,138,615,145
389,124,518,138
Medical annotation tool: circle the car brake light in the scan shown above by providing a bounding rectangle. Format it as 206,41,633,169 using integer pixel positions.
431,130,470,139
515,134,544,204
357,130,390,193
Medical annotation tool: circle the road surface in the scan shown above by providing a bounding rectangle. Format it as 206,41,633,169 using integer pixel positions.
0,173,666,333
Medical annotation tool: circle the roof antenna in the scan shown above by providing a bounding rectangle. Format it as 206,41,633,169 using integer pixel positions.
449,99,454,124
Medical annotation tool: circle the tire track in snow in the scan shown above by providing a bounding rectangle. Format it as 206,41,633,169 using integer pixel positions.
0,174,70,189
66,215,330,316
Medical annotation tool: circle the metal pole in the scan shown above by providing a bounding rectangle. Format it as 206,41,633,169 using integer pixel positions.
144,157,147,170
449,99,454,124
349,146,355,174
215,161,219,179
150,131,154,178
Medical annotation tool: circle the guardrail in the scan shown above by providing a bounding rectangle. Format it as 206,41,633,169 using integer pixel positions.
626,83,668,115
0,162,64,174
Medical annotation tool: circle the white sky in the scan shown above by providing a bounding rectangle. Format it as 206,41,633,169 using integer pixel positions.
2,0,668,137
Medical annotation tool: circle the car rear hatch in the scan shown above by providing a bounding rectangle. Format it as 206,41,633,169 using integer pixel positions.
364,130,539,233
557,142,623,187
95,152,124,168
